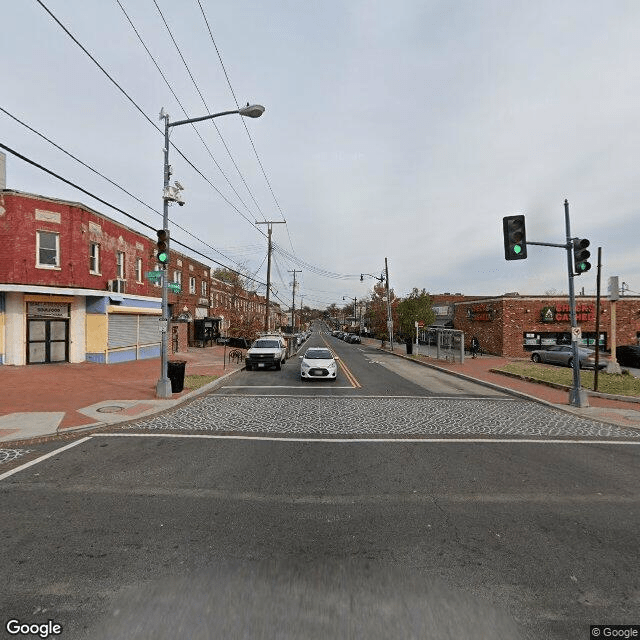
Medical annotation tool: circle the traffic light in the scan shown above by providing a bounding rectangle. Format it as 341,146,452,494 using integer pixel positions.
503,215,527,260
572,238,591,275
156,229,169,265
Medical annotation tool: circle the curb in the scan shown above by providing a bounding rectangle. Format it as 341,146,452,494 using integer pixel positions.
489,368,640,405
1,365,246,446
373,346,640,430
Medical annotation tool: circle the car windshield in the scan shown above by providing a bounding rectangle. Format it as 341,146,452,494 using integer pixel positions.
253,340,280,348
305,349,332,360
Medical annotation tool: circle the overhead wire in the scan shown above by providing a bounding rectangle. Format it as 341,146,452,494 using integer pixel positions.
35,0,266,237
152,0,266,222
272,241,360,280
196,0,297,254
0,106,260,275
0,141,268,287
116,0,258,225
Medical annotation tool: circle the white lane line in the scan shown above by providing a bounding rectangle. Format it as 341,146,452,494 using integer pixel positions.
93,433,640,445
0,437,93,481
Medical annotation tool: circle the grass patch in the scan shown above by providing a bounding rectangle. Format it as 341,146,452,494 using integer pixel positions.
184,374,218,390
496,362,640,397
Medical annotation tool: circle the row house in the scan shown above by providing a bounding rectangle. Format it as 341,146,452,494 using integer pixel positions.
0,187,284,365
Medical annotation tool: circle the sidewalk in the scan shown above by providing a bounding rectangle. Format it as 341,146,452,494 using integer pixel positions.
0,345,244,444
365,338,640,431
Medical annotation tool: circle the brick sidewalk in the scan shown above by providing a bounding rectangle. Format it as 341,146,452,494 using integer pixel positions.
0,345,242,431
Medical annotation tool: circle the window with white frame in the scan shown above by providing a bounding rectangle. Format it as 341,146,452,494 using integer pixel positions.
201,281,207,297
173,270,182,285
154,263,161,287
89,243,100,274
116,251,125,279
37,231,59,268
189,276,196,295
136,257,143,282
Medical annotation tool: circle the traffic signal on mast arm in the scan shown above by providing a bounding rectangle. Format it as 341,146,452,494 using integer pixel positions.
572,238,591,275
503,214,527,260
156,229,169,265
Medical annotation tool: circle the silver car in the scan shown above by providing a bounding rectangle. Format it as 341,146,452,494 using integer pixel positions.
530,345,605,369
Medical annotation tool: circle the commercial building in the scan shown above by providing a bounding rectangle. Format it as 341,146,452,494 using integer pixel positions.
452,294,640,357
0,186,284,365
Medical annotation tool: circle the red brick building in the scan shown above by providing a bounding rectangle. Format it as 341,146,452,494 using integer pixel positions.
452,294,640,357
0,189,285,365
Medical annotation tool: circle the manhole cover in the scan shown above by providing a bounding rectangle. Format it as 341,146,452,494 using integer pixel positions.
97,405,125,413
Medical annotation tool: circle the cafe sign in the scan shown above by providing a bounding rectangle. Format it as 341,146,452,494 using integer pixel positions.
467,304,494,322
541,303,595,323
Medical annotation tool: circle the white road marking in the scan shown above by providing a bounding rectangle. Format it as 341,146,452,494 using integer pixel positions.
0,437,93,481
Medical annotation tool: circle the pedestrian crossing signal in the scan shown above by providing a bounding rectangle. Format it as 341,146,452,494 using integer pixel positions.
503,215,527,260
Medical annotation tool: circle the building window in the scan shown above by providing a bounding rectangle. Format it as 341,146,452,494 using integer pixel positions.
116,251,125,279
136,257,143,282
154,263,161,288
201,281,207,297
173,271,182,285
89,243,100,274
189,276,196,295
37,231,59,268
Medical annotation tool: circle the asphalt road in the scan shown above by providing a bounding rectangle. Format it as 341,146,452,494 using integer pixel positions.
1,325,639,640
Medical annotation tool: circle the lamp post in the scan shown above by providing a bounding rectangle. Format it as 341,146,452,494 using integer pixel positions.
156,104,265,398
343,296,357,333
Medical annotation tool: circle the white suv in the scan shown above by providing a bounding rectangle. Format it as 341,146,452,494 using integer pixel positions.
245,335,287,371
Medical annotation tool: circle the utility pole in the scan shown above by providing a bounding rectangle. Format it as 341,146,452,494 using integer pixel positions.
385,258,392,350
256,221,286,333
288,269,301,332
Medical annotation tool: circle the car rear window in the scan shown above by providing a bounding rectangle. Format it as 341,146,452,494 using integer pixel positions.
254,340,280,348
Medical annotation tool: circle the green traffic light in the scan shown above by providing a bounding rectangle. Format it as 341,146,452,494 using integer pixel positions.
158,252,168,264
513,245,522,255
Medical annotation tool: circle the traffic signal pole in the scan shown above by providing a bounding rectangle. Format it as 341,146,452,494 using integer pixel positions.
518,199,589,408
156,112,172,398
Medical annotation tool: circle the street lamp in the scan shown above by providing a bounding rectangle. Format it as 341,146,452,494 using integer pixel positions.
343,296,357,334
156,104,265,398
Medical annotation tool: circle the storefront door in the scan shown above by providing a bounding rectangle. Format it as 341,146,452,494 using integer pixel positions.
27,305,70,365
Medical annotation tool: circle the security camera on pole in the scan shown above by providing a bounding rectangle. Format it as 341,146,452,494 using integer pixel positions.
155,103,265,398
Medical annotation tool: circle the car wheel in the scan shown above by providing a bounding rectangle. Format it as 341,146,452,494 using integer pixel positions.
245,364,252,371
531,354,541,363
275,362,281,370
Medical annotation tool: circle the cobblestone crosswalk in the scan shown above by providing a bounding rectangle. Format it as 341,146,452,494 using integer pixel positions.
125,395,640,439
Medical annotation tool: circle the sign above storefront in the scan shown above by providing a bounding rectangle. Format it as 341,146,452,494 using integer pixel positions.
541,303,595,323
27,302,70,318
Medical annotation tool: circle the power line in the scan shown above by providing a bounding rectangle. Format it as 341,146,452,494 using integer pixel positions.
0,105,257,275
196,0,296,253
116,0,258,225
153,0,266,222
35,0,267,237
272,242,360,280
0,141,267,287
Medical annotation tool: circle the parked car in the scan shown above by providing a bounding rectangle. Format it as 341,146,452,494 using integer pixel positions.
616,345,640,368
245,336,287,371
530,345,606,369
346,334,361,343
300,347,338,381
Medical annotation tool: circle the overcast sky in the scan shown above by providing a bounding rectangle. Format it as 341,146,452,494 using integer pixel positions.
2,0,639,309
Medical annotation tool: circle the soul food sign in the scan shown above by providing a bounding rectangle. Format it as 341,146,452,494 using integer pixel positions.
541,303,595,323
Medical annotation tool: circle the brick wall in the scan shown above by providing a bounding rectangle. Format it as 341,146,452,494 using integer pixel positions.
454,296,640,357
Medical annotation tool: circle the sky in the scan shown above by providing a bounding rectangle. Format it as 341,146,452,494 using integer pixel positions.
2,0,639,311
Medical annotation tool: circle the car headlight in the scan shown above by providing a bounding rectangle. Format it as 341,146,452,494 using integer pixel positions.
327,361,337,370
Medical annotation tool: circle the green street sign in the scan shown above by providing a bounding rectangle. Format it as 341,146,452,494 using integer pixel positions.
146,271,162,282
167,283,181,293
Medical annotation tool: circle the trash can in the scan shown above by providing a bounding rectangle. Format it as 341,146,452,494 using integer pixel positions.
167,360,186,393
405,337,413,355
